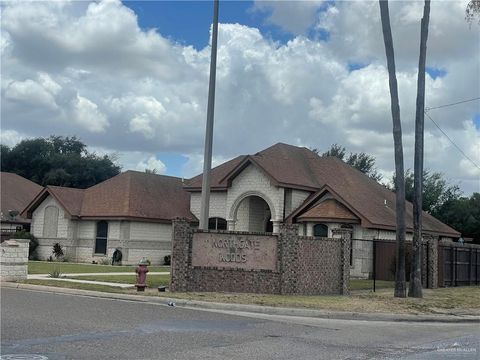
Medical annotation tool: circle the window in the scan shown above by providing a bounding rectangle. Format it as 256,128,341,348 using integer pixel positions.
95,221,108,255
43,206,59,238
313,224,328,237
208,217,227,231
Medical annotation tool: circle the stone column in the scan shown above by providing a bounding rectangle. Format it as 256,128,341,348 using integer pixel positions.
227,219,236,231
279,223,299,295
170,218,193,292
331,228,352,295
427,236,439,289
1,239,29,282
272,220,281,234
306,223,313,236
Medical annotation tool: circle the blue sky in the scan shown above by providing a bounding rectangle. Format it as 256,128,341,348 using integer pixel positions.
124,1,295,50
2,1,478,193
122,0,298,175
120,0,336,176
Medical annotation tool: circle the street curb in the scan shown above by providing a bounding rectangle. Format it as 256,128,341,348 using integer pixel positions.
3,282,479,323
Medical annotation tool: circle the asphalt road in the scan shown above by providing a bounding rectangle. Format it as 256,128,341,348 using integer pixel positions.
1,287,478,360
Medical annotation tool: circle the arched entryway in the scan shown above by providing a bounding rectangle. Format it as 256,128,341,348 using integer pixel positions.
232,195,274,233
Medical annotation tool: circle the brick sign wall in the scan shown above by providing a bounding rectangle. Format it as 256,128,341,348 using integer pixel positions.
170,219,350,295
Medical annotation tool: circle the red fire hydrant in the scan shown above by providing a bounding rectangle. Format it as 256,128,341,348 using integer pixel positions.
135,257,149,292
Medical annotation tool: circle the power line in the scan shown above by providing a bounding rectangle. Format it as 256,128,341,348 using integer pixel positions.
424,111,480,170
425,97,480,111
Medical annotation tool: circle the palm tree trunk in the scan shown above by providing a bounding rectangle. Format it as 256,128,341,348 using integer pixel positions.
379,0,407,298
409,0,430,298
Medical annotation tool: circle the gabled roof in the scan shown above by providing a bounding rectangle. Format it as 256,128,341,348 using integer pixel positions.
1,172,43,223
185,143,460,237
22,171,197,223
297,198,360,223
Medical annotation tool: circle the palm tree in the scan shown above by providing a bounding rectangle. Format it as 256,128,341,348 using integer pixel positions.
379,0,407,298
410,0,430,298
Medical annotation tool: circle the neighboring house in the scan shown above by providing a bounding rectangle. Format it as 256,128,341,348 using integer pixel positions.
185,143,460,277
22,171,196,264
1,172,43,235
19,143,460,275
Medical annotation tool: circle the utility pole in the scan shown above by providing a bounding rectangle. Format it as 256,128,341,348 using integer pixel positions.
199,0,219,230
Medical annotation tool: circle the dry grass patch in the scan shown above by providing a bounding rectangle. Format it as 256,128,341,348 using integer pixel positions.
18,279,480,315
155,286,480,315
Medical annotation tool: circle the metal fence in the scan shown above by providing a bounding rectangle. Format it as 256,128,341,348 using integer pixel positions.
350,238,480,291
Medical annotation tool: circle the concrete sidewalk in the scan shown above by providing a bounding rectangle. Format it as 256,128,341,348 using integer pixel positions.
25,277,135,288
2,282,479,323
27,272,170,289
29,271,169,278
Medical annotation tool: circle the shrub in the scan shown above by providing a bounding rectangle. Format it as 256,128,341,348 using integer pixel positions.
52,243,64,259
164,255,171,266
12,230,38,258
49,267,62,278
61,255,72,262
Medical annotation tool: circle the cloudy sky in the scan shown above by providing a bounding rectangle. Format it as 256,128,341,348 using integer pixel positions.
1,0,479,194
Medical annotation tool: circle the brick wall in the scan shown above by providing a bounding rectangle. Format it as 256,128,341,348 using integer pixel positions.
1,239,29,282
171,219,350,295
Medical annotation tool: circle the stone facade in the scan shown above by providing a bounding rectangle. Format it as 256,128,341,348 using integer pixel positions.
189,164,286,233
171,219,350,295
31,195,172,265
1,239,29,281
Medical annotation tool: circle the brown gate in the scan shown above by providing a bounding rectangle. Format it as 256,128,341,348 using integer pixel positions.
438,244,480,287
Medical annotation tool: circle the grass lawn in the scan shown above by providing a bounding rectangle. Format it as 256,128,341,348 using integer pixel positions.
28,261,170,274
349,279,395,290
70,274,170,288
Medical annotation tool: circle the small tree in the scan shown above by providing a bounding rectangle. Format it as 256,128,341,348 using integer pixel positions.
52,243,64,259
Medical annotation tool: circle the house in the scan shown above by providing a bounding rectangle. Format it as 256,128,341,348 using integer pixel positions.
21,171,196,264
21,142,460,274
185,143,460,277
1,172,43,235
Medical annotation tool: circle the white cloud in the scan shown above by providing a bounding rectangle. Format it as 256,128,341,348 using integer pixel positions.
1,0,478,195
136,156,167,174
4,78,58,110
0,129,26,148
72,95,109,133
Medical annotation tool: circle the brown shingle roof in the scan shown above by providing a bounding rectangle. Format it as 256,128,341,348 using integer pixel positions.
23,171,196,223
47,186,85,216
184,155,247,190
185,143,460,237
1,172,43,223
297,199,359,222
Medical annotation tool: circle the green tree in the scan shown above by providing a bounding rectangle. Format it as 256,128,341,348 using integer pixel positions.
314,144,382,182
436,193,480,243
1,136,121,188
399,170,462,216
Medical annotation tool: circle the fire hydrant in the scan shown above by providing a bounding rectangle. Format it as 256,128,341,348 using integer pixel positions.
135,257,149,292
